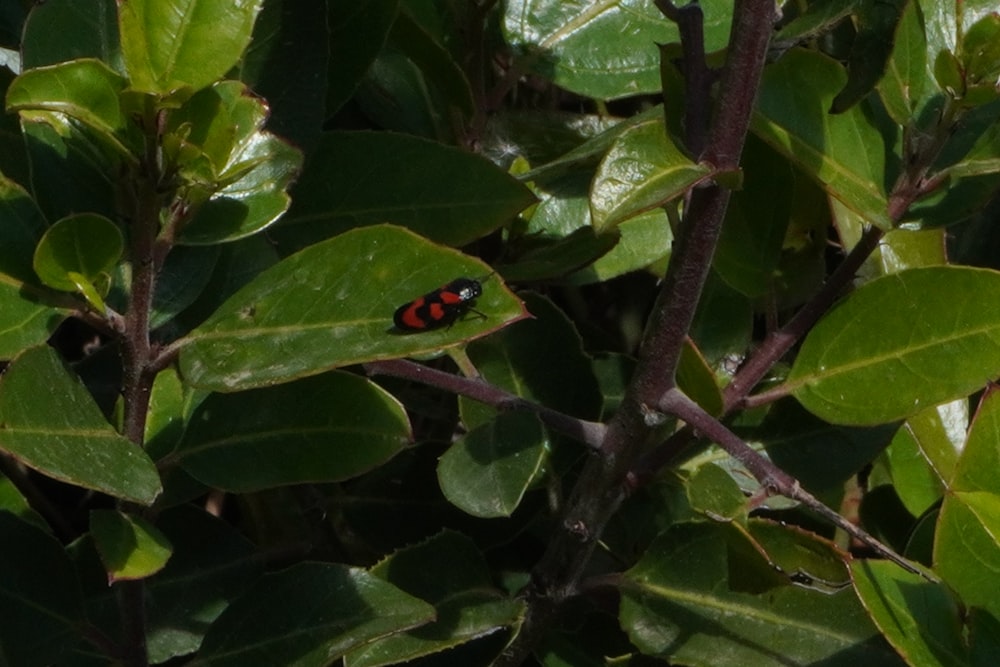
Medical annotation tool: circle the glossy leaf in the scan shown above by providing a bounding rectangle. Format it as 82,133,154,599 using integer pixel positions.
438,411,547,518
0,346,162,504
877,0,928,124
753,49,893,228
118,0,264,94
676,340,724,418
0,175,47,285
275,132,535,249
196,562,435,667
347,531,524,666
32,214,122,311
0,277,65,358
6,59,134,158
886,400,964,516
852,560,968,667
501,0,732,100
178,225,529,391
590,116,710,232
686,463,745,522
21,0,121,72
567,210,673,284
620,522,900,666
787,266,1000,425
0,512,84,667
175,371,409,492
935,387,1000,621
90,510,172,582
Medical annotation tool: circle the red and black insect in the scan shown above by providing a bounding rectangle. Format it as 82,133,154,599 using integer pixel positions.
393,277,486,332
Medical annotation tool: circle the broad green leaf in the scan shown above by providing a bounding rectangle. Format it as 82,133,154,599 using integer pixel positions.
877,0,929,124
676,340,724,418
462,292,601,430
196,562,435,667
590,116,709,232
0,276,65,358
6,60,133,159
32,214,122,311
749,400,897,495
0,175,47,285
830,0,908,113
501,0,732,100
567,210,672,284
274,132,535,249
118,0,263,94
438,411,547,518
689,270,753,366
150,245,220,328
935,387,1000,620
852,560,968,667
21,0,122,73
20,111,119,222
346,531,525,666
620,522,900,666
787,266,1000,426
174,371,409,492
0,346,161,505
886,400,964,516
178,225,529,392
772,0,856,48
686,463,745,522
0,512,84,667
89,510,172,582
713,136,793,298
142,506,262,663
498,227,619,283
327,0,398,114
753,49,893,229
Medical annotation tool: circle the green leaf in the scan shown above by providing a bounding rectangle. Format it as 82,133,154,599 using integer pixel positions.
0,346,162,505
438,411,547,518
118,0,264,94
620,522,900,666
830,0,908,113
33,214,122,311
347,531,525,666
0,277,65,358
877,0,928,124
935,387,1000,620
501,0,732,100
590,116,709,231
0,175,47,285
676,340,724,418
142,505,262,663
196,562,435,667
237,0,329,149
787,266,1000,425
885,400,964,516
327,0,398,114
175,371,409,492
89,510,172,582
6,59,135,159
178,225,529,392
167,82,303,245
567,210,673,284
462,292,601,430
753,49,893,229
275,132,535,249
0,512,84,667
686,463,746,522
852,560,968,667
750,400,897,495
21,0,122,72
